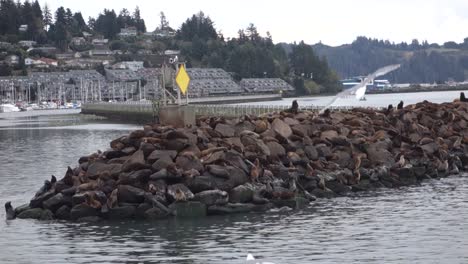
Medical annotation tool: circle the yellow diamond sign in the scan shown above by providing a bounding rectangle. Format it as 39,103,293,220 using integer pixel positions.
175,64,190,95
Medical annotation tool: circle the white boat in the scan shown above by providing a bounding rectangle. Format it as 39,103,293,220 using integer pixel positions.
0,103,20,113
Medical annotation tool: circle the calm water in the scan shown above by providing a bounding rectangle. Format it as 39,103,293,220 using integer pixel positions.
0,99,468,263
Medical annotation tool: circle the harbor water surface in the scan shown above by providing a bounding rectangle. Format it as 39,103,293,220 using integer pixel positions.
0,93,468,263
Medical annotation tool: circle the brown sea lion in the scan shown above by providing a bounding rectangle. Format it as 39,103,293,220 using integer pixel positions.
84,192,101,209
175,188,187,202
460,92,468,102
250,158,261,182
107,189,118,209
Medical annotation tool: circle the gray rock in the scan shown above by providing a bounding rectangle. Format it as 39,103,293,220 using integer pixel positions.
176,155,204,172
151,156,174,171
17,208,54,220
169,201,207,217
136,203,153,218
139,142,156,158
194,190,229,206
229,185,254,203
305,146,319,160
29,189,55,208
215,123,235,138
117,185,146,203
70,204,99,220
325,181,351,195
108,206,136,219
122,150,146,172
266,141,286,158
207,203,272,215
187,175,217,193
144,207,169,220
77,216,102,222
87,162,122,178
147,150,177,163
43,193,72,212
207,165,229,179
55,205,71,220
13,204,30,216
316,144,333,159
272,118,292,139
72,193,87,206
365,142,394,167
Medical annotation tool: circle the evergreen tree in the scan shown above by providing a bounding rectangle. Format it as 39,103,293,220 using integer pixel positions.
43,3,52,30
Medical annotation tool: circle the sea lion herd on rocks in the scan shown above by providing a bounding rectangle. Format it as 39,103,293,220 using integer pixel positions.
5,93,468,221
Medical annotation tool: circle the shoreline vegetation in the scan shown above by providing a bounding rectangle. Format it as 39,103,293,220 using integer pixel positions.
5,99,468,222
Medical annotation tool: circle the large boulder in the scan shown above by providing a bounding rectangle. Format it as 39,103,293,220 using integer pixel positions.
272,118,292,139
194,190,229,206
147,150,177,164
144,207,169,220
43,193,72,212
152,155,175,171
215,123,235,138
70,204,99,220
122,150,146,172
365,142,394,167
169,201,207,217
176,155,204,172
207,203,272,215
17,208,54,220
108,206,136,219
229,185,254,203
87,162,122,178
266,141,286,158
117,185,146,204
186,175,218,193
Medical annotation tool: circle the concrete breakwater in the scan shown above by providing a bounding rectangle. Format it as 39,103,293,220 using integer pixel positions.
5,100,468,222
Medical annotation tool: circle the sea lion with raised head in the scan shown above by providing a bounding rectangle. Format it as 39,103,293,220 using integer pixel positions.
397,100,404,110
460,92,468,102
35,180,52,198
5,201,15,220
174,188,187,202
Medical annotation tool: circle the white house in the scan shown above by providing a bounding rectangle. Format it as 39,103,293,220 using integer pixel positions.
19,40,37,48
92,38,109,45
118,27,137,38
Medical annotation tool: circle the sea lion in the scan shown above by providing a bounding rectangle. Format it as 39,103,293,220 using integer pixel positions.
288,100,299,114
107,189,118,209
84,192,101,209
174,188,187,202
249,158,261,182
396,154,406,168
4,201,15,220
460,92,468,102
50,175,57,184
397,100,404,110
35,180,52,198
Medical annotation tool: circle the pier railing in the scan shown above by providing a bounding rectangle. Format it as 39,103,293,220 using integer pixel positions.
82,101,381,119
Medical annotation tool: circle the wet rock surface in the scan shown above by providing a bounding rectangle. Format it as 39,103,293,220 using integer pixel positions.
7,100,468,221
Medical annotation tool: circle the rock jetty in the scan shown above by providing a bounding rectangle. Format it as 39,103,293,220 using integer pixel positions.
6,99,468,221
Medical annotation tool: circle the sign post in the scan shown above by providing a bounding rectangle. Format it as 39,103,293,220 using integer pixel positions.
175,63,190,105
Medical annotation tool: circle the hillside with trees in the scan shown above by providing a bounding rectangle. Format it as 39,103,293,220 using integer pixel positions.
0,1,342,95
309,36,468,83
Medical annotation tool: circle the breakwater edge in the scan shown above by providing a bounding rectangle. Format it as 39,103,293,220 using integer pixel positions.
6,99,468,222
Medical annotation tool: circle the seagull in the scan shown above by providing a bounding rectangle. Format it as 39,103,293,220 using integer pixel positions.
246,254,276,264
319,64,401,114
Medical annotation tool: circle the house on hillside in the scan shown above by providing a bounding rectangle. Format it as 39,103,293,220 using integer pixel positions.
92,38,109,45
19,40,37,48
112,61,144,71
71,37,86,46
5,55,19,65
18,24,28,32
118,27,137,38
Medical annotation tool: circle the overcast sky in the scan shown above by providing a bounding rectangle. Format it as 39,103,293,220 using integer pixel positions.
39,0,468,46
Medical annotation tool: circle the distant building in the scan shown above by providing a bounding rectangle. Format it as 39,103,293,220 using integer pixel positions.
5,55,19,65
18,40,37,48
118,27,137,38
71,37,86,46
88,48,113,57
112,61,144,71
82,31,92,38
240,78,295,93
25,57,58,68
18,24,28,32
164,50,180,56
0,42,12,49
31,46,58,55
91,38,109,45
